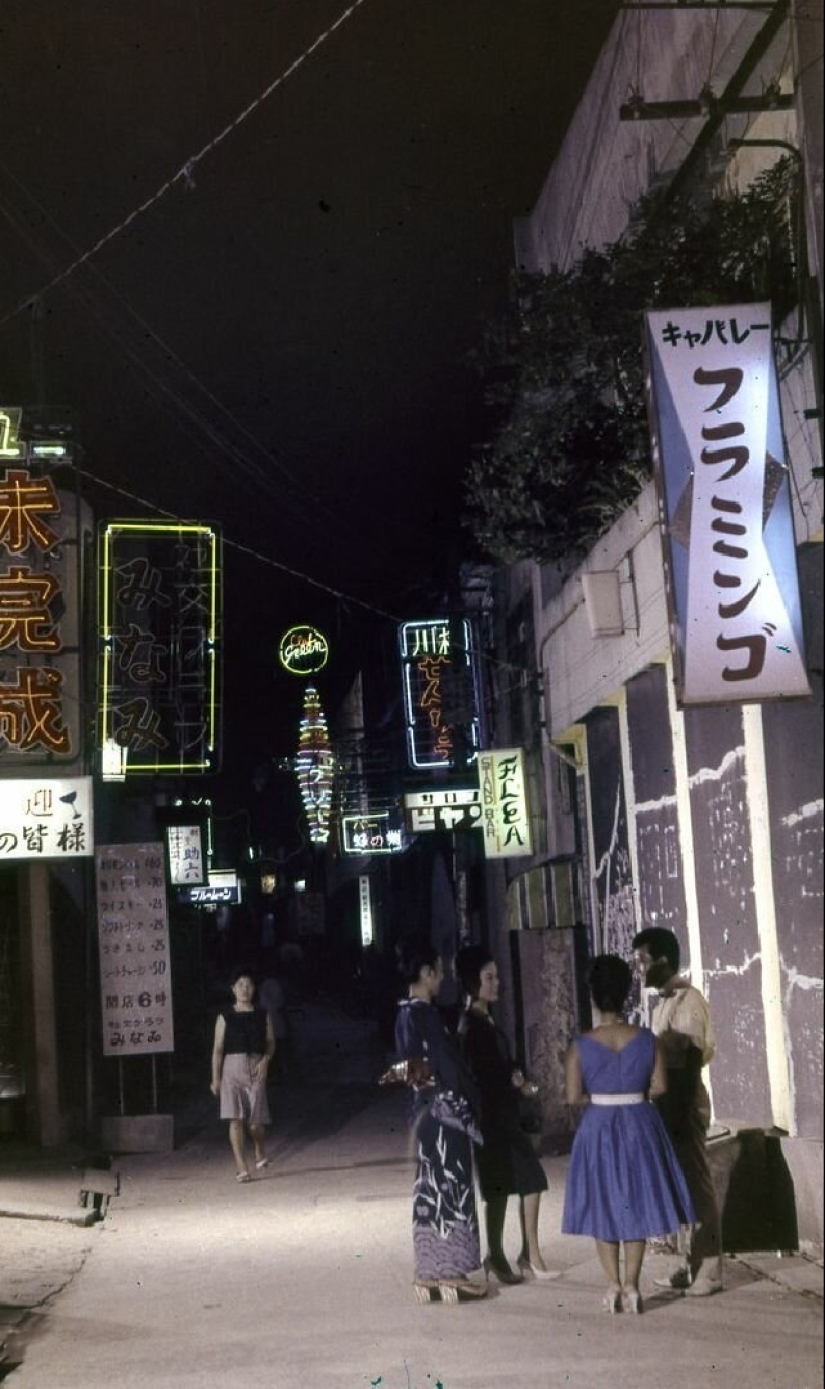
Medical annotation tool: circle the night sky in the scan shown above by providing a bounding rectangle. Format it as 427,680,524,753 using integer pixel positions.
0,1,618,784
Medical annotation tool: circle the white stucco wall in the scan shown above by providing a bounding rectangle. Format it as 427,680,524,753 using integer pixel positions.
535,481,670,737
515,6,795,272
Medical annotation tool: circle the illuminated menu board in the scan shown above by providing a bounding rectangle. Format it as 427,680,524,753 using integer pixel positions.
95,842,174,1056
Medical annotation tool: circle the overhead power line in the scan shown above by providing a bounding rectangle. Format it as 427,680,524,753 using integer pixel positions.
0,0,372,334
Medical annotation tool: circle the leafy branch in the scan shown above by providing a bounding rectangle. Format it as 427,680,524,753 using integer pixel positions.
463,157,800,565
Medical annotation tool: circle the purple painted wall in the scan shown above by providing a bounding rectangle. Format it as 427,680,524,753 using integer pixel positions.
683,704,772,1127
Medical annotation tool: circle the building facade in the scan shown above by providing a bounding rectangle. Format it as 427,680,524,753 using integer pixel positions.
482,0,823,1249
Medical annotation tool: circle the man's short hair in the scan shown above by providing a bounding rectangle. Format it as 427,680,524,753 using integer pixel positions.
632,927,680,973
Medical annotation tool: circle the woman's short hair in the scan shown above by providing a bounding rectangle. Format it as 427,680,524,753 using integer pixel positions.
455,946,493,1000
229,964,256,990
395,934,440,986
588,954,632,1014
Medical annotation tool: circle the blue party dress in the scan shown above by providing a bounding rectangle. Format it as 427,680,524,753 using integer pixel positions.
562,1029,696,1242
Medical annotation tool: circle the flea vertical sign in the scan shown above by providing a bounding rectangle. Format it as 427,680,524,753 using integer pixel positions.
95,843,174,1056
478,748,532,858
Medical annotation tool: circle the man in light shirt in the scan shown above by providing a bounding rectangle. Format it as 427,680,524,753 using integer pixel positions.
632,926,723,1296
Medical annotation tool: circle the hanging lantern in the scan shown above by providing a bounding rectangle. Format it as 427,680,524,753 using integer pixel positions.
295,684,335,844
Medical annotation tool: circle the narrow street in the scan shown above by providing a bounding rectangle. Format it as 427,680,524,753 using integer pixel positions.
1,1002,822,1389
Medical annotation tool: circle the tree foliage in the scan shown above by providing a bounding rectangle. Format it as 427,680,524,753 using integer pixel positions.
463,158,800,565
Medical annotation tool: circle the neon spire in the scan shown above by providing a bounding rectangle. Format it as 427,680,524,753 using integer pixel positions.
295,684,335,844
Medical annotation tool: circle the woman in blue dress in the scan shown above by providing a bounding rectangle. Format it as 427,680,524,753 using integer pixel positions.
392,936,487,1304
562,954,695,1314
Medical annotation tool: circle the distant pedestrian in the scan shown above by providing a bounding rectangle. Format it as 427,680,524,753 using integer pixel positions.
455,946,559,1286
387,935,487,1304
562,954,695,1314
632,926,723,1296
258,954,293,1078
211,967,275,1183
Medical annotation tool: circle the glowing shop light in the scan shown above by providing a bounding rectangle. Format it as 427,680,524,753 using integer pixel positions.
295,684,335,845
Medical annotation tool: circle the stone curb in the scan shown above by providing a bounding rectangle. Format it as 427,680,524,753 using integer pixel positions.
0,1203,98,1228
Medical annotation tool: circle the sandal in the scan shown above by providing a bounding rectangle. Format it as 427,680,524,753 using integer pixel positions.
439,1279,488,1303
236,1171,251,1183
255,1158,270,1170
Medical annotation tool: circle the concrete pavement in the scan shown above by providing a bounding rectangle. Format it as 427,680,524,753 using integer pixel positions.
1,1003,822,1388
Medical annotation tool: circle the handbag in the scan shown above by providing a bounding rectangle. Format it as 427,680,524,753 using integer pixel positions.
378,1057,433,1088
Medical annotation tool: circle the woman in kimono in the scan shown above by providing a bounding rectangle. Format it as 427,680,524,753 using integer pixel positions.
393,936,487,1304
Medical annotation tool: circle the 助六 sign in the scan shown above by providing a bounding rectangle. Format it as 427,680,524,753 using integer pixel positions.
165,822,207,887
645,304,810,704
0,776,93,860
479,748,532,858
341,812,405,855
278,624,329,677
95,843,174,1056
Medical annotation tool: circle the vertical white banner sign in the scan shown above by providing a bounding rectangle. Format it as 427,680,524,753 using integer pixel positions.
359,875,373,946
645,303,810,704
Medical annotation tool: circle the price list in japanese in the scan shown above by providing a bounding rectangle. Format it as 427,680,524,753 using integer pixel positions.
95,843,175,1057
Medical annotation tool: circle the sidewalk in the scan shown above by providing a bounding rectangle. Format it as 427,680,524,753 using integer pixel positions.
1,1004,822,1387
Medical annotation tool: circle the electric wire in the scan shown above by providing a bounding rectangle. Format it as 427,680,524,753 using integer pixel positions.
0,0,373,334
0,161,413,574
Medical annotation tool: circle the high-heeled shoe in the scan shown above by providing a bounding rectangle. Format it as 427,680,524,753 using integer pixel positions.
484,1255,523,1285
602,1286,622,1314
517,1256,562,1282
449,1279,488,1302
623,1289,643,1314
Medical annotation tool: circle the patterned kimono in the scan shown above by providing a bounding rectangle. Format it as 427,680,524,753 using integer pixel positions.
394,997,482,1283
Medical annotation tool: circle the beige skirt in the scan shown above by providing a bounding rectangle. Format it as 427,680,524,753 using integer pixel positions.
219,1053,270,1124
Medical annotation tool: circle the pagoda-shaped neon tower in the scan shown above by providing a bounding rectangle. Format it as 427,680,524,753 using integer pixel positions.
295,684,335,844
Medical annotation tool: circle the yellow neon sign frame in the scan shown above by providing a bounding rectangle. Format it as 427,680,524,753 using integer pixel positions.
99,521,221,773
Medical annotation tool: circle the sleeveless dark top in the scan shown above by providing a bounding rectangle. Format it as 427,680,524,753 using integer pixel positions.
222,1006,267,1055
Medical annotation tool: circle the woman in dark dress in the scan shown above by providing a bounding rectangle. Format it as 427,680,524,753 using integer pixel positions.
210,967,275,1182
392,936,487,1304
456,947,559,1285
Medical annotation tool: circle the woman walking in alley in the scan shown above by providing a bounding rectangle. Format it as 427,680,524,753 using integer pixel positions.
211,967,276,1182
455,946,559,1286
562,954,695,1314
389,935,487,1304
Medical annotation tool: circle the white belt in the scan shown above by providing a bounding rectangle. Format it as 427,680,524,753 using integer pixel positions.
590,1092,645,1106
